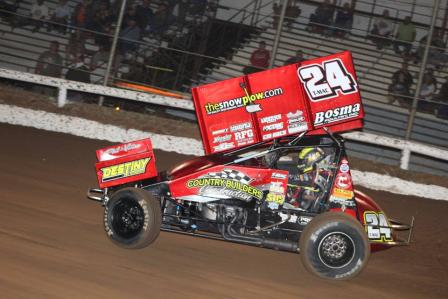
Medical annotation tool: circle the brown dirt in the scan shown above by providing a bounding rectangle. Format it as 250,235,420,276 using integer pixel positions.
0,124,447,299
0,82,447,189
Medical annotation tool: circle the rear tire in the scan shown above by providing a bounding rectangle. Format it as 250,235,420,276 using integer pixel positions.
104,187,161,249
299,212,370,280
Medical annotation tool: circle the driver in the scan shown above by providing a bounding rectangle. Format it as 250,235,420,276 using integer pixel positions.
286,147,327,210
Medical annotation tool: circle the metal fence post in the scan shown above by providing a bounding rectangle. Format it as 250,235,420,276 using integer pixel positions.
269,0,288,68
99,0,127,106
57,86,67,108
404,0,440,141
400,146,411,170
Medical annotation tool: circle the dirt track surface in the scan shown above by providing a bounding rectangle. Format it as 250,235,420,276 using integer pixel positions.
1,124,447,299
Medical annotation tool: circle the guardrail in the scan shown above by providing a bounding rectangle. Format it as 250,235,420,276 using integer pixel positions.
0,68,447,172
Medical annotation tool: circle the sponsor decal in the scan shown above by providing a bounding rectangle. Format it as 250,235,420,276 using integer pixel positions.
363,211,393,242
101,158,151,182
203,86,284,115
269,181,285,194
213,142,235,152
335,173,352,190
234,129,254,141
287,110,303,118
186,169,263,201
263,122,284,132
230,122,252,132
212,134,232,143
104,142,141,155
288,122,308,134
211,128,229,135
298,58,358,102
332,187,354,199
266,193,285,205
339,162,350,173
271,172,287,179
261,114,281,124
329,196,356,207
298,216,312,225
314,103,361,126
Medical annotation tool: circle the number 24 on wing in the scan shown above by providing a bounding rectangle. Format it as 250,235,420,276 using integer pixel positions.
298,58,358,102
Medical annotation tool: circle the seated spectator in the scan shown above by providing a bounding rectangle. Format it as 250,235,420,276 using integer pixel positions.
272,1,282,30
119,18,141,56
308,0,336,34
392,62,413,89
35,41,63,78
332,1,355,38
369,9,393,50
66,32,87,65
136,0,154,31
72,0,90,30
388,72,411,108
394,16,416,57
66,55,90,101
13,0,49,32
172,0,189,25
414,29,448,68
243,41,271,75
148,3,174,37
388,63,413,108
418,73,437,113
435,77,448,119
35,41,63,96
87,2,112,35
285,0,301,29
284,49,305,65
0,0,20,26
49,0,71,34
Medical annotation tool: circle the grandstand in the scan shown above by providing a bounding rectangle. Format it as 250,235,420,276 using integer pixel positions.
0,0,447,175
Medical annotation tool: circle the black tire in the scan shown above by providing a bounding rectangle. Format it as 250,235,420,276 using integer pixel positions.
104,187,161,249
299,212,370,280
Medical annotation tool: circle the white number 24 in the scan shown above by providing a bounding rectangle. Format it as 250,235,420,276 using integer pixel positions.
298,59,357,102
364,212,392,242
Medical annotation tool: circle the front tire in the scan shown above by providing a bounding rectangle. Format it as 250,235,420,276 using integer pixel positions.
104,187,161,249
299,212,370,280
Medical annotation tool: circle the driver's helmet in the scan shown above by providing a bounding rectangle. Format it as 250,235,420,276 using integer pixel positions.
297,147,325,173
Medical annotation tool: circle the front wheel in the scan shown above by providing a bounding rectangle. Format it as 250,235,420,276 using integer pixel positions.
299,212,370,280
104,187,161,249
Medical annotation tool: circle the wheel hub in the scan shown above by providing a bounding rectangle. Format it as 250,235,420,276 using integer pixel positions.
318,232,355,268
112,198,145,239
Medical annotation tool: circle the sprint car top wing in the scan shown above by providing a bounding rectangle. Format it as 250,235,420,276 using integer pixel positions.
192,51,364,154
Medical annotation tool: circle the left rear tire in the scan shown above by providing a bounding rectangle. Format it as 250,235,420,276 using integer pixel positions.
104,187,161,249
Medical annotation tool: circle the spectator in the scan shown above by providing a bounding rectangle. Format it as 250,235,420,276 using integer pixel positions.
243,41,271,75
35,41,63,97
13,0,49,32
30,0,49,32
172,0,189,25
66,56,90,83
332,1,355,38
388,72,411,108
394,16,416,56
49,0,71,34
148,3,174,37
285,0,301,29
274,0,301,30
284,49,305,65
392,63,413,90
435,77,448,119
308,0,336,34
119,18,141,56
0,0,20,26
66,55,90,102
66,32,87,65
72,0,90,30
414,29,448,68
35,41,63,78
388,63,413,107
418,72,437,113
136,0,154,31
370,9,393,50
87,2,112,34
